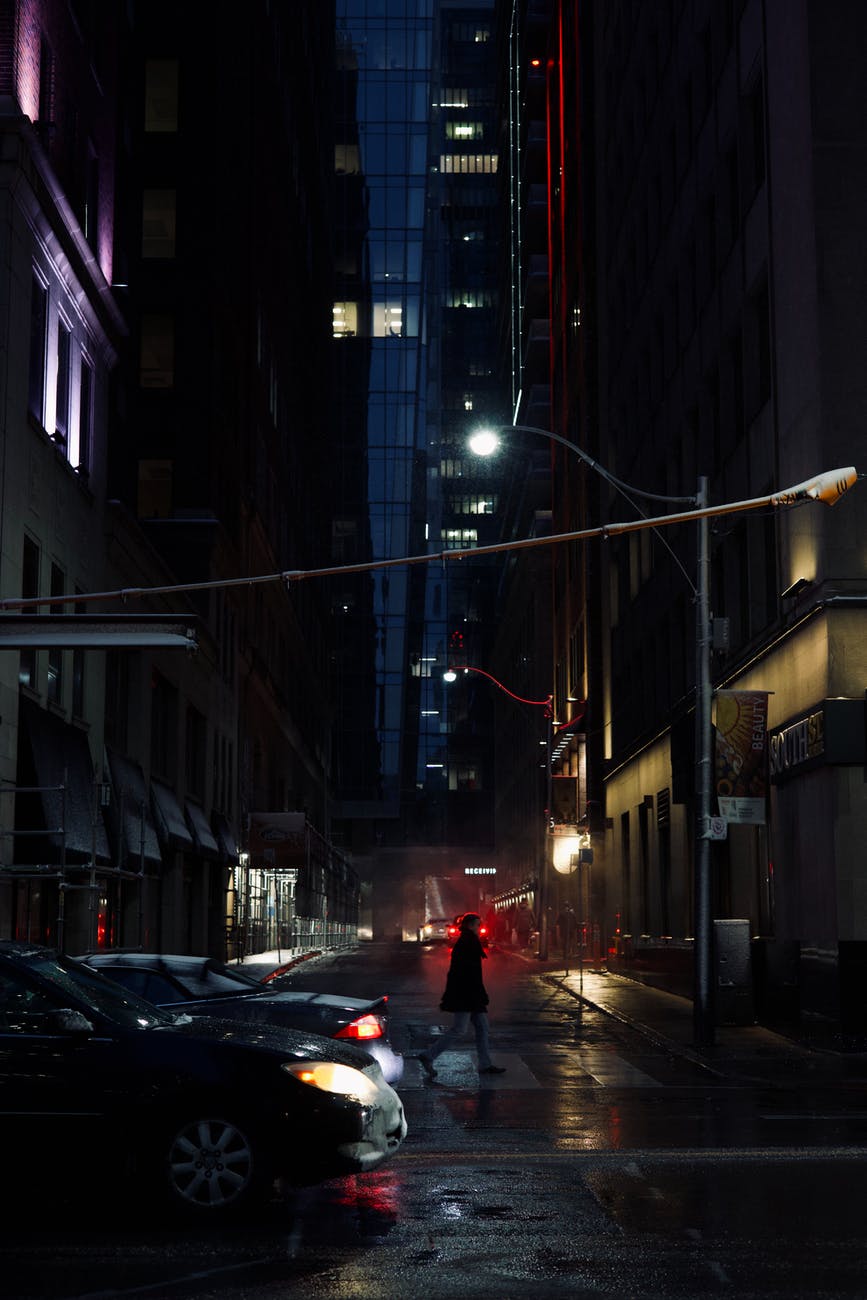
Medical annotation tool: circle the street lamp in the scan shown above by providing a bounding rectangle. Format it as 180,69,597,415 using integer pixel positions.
443,665,554,954
470,423,858,1048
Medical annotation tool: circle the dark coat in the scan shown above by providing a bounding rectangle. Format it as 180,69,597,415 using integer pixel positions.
440,930,489,1013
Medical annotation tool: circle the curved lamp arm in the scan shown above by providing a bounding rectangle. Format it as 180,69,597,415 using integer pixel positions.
445,665,552,715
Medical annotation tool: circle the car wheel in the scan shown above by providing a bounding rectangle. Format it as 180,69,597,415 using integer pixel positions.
159,1112,269,1218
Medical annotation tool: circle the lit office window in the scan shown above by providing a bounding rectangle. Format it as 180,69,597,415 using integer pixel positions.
446,290,495,308
442,528,478,549
335,144,361,174
446,122,483,140
333,302,359,337
439,154,498,174
448,496,496,515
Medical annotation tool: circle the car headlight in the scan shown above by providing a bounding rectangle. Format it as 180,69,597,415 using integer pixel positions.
282,1061,382,1104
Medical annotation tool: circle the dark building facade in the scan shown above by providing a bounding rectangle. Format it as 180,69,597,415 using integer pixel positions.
528,0,867,1035
0,1,358,958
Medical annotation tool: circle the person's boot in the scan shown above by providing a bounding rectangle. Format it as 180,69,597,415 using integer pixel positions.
419,1053,437,1079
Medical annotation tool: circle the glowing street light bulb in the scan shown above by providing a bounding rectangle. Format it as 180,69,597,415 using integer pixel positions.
468,429,500,457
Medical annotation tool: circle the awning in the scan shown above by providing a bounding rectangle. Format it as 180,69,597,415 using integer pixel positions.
151,780,193,850
17,698,111,863
185,801,220,859
105,749,162,870
213,813,239,863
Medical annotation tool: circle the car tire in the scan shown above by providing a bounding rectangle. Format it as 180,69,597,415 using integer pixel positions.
156,1110,272,1219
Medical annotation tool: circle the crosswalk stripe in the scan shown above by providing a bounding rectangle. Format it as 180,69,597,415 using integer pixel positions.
400,1050,661,1089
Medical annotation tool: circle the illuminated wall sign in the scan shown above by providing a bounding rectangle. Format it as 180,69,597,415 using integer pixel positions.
464,867,497,875
769,711,824,778
769,699,865,783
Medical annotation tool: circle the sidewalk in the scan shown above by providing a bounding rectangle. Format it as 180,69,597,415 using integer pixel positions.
521,950,867,1084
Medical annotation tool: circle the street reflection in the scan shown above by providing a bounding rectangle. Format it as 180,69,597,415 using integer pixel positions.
284,1170,400,1257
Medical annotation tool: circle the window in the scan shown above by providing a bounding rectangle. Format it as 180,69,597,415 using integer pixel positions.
150,671,177,781
137,460,173,518
335,144,361,174
442,528,478,549
445,290,494,308
185,706,207,800
439,154,498,174
76,358,93,472
47,563,64,705
142,190,176,258
104,652,129,751
72,594,85,718
449,763,481,791
446,495,496,515
19,536,39,689
446,122,483,140
144,59,178,132
139,315,174,386
28,274,48,425
333,302,359,337
54,319,71,445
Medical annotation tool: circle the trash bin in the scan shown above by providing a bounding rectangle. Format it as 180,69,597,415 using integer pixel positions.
714,919,755,1025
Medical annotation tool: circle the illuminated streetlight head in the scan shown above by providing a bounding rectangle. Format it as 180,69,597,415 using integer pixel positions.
443,669,458,682
468,429,500,457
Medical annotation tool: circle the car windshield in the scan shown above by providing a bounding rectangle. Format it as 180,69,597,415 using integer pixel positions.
35,951,178,1029
193,962,261,995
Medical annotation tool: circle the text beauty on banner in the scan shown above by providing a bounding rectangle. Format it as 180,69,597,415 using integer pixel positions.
714,690,769,824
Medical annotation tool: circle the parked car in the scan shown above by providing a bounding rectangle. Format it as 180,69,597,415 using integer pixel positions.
419,917,451,944
447,914,491,948
0,941,406,1219
79,952,403,1083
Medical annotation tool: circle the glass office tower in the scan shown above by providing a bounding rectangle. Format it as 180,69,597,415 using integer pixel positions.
332,2,504,926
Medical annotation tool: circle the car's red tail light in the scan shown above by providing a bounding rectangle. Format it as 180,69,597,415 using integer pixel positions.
335,1014,386,1041
447,926,459,940
479,925,488,938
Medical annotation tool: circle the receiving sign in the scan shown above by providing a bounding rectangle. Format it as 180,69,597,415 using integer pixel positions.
714,690,769,824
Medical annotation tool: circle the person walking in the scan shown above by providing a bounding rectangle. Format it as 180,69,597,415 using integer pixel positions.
557,902,579,958
419,912,506,1079
514,898,536,949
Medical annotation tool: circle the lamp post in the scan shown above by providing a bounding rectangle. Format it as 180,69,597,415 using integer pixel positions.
469,423,858,1048
443,665,553,955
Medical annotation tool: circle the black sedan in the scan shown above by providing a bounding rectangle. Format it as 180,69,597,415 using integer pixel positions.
0,941,407,1219
80,951,403,1083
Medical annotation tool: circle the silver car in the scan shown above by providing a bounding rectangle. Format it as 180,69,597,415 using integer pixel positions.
419,917,451,943
81,952,403,1083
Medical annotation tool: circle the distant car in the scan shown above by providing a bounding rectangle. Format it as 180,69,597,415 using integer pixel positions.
80,952,403,1083
419,917,451,944
0,940,406,1219
447,915,491,948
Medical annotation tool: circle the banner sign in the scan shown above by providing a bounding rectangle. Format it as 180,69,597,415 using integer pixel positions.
714,690,769,824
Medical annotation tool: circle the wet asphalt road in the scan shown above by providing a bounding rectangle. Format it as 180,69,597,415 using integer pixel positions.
7,941,867,1299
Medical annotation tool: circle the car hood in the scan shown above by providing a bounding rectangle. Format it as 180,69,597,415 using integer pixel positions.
158,1012,378,1070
